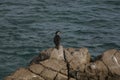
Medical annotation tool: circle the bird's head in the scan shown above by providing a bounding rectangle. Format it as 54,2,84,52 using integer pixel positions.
55,31,61,35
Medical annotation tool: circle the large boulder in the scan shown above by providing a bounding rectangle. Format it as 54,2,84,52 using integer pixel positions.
81,49,120,80
5,46,90,80
101,49,120,79
84,60,108,80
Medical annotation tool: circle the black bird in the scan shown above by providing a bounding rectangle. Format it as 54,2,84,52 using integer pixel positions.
54,31,61,49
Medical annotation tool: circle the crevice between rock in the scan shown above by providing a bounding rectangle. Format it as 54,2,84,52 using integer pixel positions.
28,68,45,80
63,50,71,80
53,73,58,80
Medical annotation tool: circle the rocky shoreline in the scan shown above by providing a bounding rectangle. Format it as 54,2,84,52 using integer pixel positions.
5,46,120,80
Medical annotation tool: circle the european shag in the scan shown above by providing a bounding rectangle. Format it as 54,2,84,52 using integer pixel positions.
54,31,61,49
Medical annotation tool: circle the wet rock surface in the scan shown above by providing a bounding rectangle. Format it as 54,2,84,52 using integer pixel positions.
5,46,120,80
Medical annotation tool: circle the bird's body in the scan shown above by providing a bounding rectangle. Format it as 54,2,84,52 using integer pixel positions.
54,31,61,49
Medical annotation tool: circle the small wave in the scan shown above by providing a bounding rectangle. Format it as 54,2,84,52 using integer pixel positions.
73,30,97,35
97,43,120,49
103,1,120,5
0,46,42,49
1,1,29,6
88,19,109,23
6,18,36,25
85,45,96,48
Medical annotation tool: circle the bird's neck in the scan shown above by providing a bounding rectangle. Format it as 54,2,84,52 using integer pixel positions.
56,34,59,36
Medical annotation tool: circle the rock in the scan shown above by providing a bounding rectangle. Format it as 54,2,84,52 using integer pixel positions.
4,47,120,80
29,64,44,74
50,46,64,60
85,60,108,80
30,48,53,64
101,49,120,76
83,49,120,80
5,68,44,80
40,59,67,74
64,48,91,72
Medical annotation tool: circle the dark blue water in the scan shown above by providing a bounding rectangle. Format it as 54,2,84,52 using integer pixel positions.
0,0,120,79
